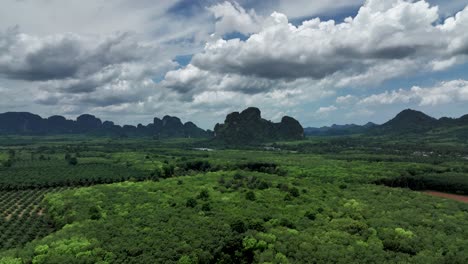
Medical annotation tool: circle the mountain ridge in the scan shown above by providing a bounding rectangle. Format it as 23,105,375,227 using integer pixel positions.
305,122,378,136
305,109,468,136
1,108,467,139
0,112,210,138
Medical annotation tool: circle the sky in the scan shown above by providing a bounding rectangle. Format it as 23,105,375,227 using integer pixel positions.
0,0,468,129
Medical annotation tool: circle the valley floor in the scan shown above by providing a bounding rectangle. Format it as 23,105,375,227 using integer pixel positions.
0,136,467,263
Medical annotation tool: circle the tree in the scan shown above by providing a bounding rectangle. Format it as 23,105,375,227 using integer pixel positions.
8,149,16,159
89,206,102,220
245,191,256,201
162,164,175,178
3,159,13,168
186,198,197,208
304,211,316,221
289,187,300,197
230,220,247,233
68,157,78,166
201,203,212,212
284,193,293,201
197,190,210,201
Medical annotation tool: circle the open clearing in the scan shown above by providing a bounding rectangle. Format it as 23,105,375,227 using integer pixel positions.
423,191,468,203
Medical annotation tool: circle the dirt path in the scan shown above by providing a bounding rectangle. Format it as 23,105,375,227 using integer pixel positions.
423,191,468,203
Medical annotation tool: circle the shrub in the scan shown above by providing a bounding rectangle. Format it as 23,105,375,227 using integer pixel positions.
279,218,296,229
233,172,245,180
230,220,247,233
3,159,13,168
197,190,210,201
284,193,293,201
201,203,212,212
304,211,316,221
185,198,197,208
179,160,212,172
245,191,256,201
248,220,266,232
89,206,102,220
162,164,175,178
289,187,300,197
68,157,78,166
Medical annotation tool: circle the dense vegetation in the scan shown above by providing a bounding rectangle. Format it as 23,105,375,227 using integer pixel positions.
3,172,468,264
375,172,468,195
0,134,467,263
0,162,147,190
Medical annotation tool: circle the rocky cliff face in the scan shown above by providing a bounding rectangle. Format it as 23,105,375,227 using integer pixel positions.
0,112,45,134
276,116,304,140
76,114,102,132
214,107,304,144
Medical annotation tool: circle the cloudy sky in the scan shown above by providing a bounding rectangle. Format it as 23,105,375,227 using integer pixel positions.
1,0,468,128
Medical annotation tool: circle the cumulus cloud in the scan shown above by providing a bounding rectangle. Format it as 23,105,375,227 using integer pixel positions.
274,0,364,19
0,28,163,81
314,79,468,126
0,27,179,109
357,79,468,106
0,0,178,36
164,0,468,98
194,0,448,79
208,1,262,36
162,64,283,97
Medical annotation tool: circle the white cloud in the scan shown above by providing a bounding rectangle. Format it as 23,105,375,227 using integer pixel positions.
165,0,468,97
336,95,358,105
316,105,338,114
0,0,177,36
358,80,468,106
208,1,262,36
0,29,167,81
0,28,177,110
358,89,414,105
274,0,363,19
345,108,375,119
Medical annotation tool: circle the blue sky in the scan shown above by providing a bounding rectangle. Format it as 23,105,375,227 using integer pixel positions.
0,0,468,129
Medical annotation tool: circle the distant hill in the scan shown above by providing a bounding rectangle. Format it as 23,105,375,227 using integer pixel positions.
304,109,468,137
368,109,468,138
214,107,304,144
0,112,211,138
371,109,438,134
305,122,377,136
